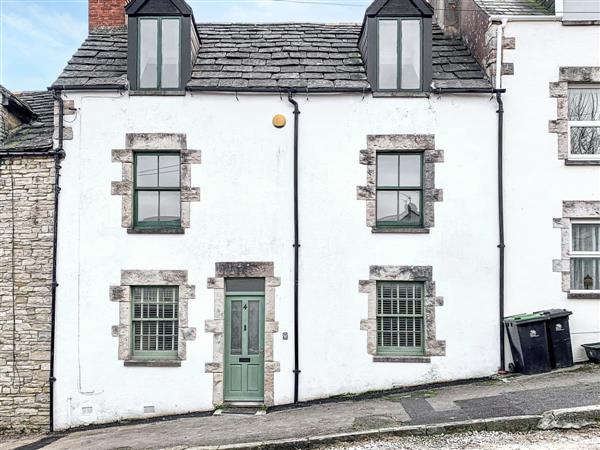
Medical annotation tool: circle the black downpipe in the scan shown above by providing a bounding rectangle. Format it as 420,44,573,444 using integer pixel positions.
287,91,301,404
49,90,65,433
496,92,506,373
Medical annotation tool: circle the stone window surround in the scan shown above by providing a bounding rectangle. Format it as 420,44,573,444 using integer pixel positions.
111,133,201,234
357,134,444,233
549,67,600,165
110,270,197,367
553,201,600,300
205,262,281,407
359,265,445,363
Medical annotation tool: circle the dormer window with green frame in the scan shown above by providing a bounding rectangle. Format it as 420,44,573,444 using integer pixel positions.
126,0,200,92
360,0,433,93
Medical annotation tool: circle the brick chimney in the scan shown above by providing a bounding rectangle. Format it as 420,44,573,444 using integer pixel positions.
89,0,127,32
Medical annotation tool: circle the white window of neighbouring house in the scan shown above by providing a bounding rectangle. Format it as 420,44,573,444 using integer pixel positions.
139,17,181,89
376,282,424,355
377,19,422,91
571,222,600,292
568,87,600,159
132,286,179,359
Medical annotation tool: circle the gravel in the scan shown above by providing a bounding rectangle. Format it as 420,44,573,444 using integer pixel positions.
318,429,600,450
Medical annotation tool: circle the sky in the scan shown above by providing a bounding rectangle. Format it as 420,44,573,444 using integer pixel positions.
0,0,371,92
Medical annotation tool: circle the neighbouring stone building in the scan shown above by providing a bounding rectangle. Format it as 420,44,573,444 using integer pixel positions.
0,86,56,434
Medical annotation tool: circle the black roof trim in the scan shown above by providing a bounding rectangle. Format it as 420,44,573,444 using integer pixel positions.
126,0,193,15
366,0,434,17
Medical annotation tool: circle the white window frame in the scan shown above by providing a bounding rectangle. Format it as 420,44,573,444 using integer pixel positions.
569,220,600,294
567,85,600,161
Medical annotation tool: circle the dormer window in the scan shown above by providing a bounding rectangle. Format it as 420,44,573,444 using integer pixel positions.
139,18,181,89
378,19,421,90
127,0,200,92
360,0,433,93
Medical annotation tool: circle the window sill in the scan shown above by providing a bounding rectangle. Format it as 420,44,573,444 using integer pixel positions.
567,292,600,299
372,91,429,98
127,228,185,234
373,355,431,363
129,90,186,96
124,360,182,367
562,20,600,26
565,159,600,166
372,227,429,234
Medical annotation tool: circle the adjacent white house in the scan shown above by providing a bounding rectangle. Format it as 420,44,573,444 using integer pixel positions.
26,0,600,431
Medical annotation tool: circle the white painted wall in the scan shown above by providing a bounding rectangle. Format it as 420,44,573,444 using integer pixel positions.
501,21,600,362
54,91,499,429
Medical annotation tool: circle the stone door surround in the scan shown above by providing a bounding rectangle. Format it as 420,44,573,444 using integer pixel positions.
205,262,281,407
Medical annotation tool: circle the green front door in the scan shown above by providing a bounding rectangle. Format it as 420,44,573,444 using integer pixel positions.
224,294,265,402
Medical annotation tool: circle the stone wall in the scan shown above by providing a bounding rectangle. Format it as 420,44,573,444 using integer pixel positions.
0,156,55,435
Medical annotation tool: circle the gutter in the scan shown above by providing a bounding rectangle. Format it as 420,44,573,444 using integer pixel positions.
489,15,560,22
287,91,301,404
495,19,508,90
496,92,506,373
0,150,62,157
494,19,507,373
49,89,65,433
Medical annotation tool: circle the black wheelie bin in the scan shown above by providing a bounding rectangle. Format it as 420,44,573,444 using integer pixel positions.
504,313,552,375
534,309,574,369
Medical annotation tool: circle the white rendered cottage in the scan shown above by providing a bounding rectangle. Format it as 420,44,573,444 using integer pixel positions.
46,0,599,430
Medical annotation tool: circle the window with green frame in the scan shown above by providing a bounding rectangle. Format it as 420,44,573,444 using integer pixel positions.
138,17,181,89
377,18,422,91
376,152,423,227
131,286,179,359
134,152,181,229
376,281,424,355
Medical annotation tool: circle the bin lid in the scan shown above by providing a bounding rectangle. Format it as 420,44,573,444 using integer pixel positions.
582,342,600,350
503,312,547,324
533,308,572,319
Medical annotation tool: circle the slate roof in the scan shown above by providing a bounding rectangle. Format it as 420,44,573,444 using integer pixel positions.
474,0,554,16
52,23,491,92
1,85,36,119
1,91,55,152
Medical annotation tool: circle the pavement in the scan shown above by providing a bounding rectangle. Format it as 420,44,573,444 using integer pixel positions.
2,364,600,450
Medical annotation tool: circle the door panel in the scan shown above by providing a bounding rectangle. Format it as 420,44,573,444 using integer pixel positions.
247,364,260,392
229,364,243,392
224,295,265,402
